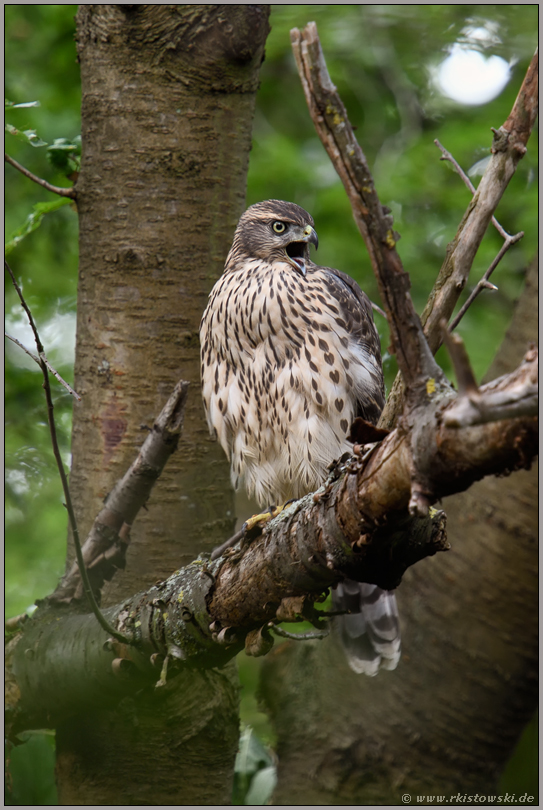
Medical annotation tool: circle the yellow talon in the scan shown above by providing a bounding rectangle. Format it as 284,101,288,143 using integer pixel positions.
244,503,286,532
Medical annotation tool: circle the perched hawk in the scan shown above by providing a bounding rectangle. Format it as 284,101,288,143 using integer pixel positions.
200,200,400,676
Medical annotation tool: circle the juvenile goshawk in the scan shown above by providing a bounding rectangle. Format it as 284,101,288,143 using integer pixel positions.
200,199,400,675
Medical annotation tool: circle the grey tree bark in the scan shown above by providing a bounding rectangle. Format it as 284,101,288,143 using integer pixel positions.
55,5,270,805
260,256,538,805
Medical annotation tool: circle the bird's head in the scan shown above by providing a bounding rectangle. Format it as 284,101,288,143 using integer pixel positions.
229,200,319,277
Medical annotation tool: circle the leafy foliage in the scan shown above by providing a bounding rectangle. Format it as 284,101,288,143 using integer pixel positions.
5,733,57,806
46,135,81,176
5,197,72,255
5,122,47,148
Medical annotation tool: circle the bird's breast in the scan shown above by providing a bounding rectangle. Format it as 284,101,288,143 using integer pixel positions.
200,261,378,506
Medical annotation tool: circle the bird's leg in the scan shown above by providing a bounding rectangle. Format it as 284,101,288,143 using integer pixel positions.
243,497,298,531
210,527,246,561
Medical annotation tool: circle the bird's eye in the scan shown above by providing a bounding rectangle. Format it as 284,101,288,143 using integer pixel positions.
272,221,287,234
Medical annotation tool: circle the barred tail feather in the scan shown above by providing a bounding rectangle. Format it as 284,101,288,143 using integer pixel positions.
332,581,401,676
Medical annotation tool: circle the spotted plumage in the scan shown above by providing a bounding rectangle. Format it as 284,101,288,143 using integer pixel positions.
200,200,400,675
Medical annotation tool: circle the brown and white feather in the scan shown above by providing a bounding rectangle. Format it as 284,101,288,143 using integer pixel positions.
200,200,399,676
200,200,384,506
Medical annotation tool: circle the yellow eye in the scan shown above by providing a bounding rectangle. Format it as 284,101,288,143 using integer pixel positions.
272,221,287,234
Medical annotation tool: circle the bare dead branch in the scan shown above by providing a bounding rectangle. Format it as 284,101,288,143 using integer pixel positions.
5,260,126,642
52,380,190,603
380,51,538,429
443,346,538,428
291,22,443,395
503,48,539,142
8,347,537,733
5,332,81,401
449,231,524,331
441,329,538,427
5,152,77,199
5,332,40,363
441,322,479,396
434,139,527,331
420,50,538,354
5,261,45,353
434,139,519,241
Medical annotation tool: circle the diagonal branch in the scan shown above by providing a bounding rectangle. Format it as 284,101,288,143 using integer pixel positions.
8,348,537,733
291,22,443,396
434,139,525,331
420,49,538,354
5,152,77,199
290,28,537,431
51,380,191,603
434,138,520,241
5,260,126,642
5,332,81,401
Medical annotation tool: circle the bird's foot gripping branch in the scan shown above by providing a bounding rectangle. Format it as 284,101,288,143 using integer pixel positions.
7,336,536,735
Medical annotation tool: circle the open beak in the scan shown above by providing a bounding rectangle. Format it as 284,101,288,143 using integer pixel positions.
285,225,318,277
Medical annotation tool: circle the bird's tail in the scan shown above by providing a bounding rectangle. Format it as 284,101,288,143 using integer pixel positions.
332,580,401,676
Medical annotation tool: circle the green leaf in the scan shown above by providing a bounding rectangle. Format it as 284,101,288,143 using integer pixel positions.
5,122,47,147
46,136,81,173
5,197,72,254
5,99,41,109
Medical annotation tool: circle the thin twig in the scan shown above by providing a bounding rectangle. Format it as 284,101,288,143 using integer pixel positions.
5,153,76,199
434,139,521,242
5,262,44,353
5,332,82,401
5,332,39,363
5,260,127,643
210,527,245,561
418,51,538,357
449,231,524,331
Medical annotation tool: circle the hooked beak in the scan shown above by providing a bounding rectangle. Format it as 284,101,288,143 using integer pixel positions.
301,224,319,250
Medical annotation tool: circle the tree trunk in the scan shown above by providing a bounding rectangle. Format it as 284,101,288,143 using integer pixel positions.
261,256,538,805
55,5,270,804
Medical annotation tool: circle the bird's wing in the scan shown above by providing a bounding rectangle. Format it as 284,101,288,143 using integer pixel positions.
313,263,385,424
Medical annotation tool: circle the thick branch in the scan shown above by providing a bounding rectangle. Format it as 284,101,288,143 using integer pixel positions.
52,380,190,602
8,351,537,733
290,32,537,430
443,345,538,427
291,23,442,394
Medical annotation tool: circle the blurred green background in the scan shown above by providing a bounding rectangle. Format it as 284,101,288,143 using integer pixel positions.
5,5,538,805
